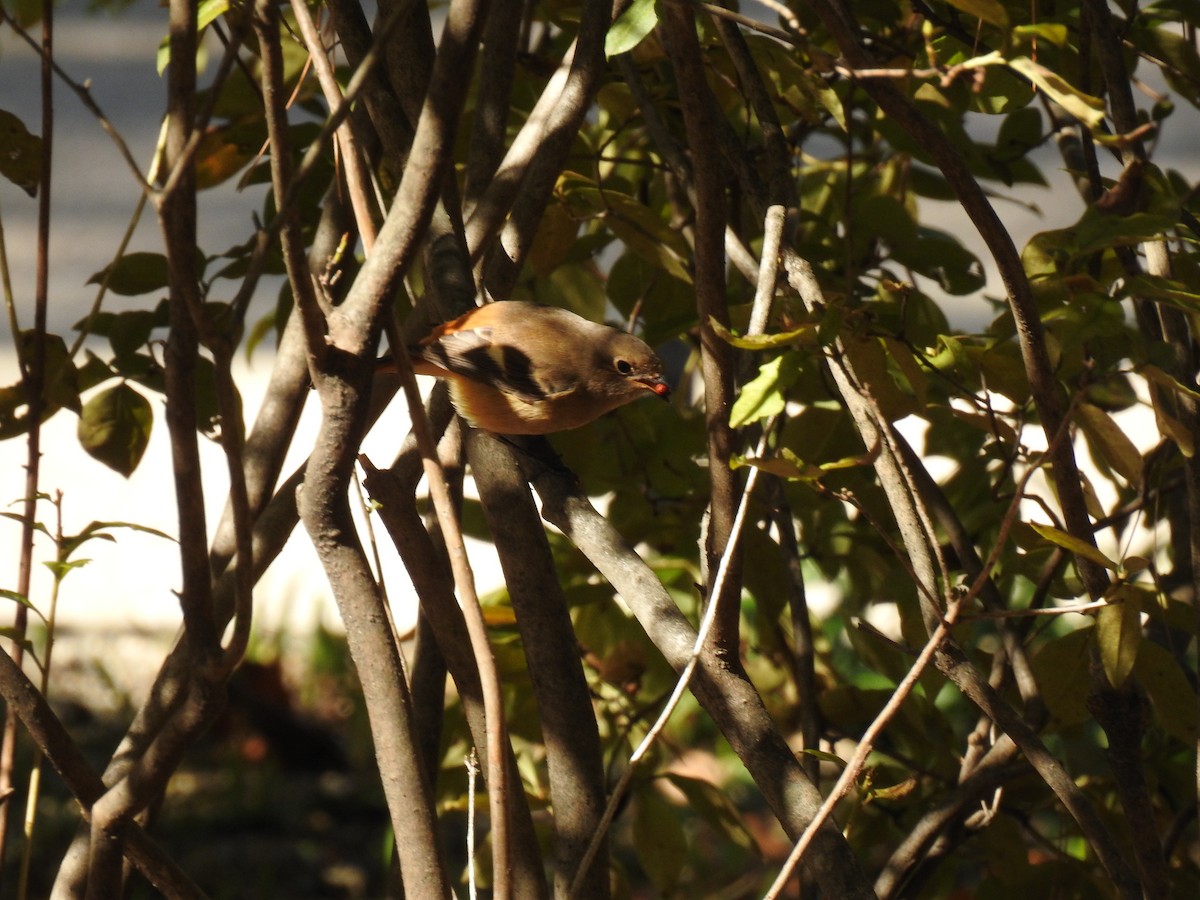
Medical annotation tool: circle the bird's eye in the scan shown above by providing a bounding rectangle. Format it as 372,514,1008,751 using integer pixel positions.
614,358,634,375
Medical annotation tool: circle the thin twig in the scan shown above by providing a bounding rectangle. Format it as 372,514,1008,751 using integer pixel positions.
15,491,64,900
663,0,799,45
379,316,511,899
289,0,379,249
748,205,786,336
962,599,1113,619
467,748,479,900
0,4,148,191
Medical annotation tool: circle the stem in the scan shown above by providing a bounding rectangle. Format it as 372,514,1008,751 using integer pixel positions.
0,0,53,869
383,321,511,898
16,492,64,900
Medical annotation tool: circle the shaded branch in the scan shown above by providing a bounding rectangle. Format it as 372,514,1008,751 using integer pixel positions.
0,649,208,899
660,3,741,649
469,434,609,899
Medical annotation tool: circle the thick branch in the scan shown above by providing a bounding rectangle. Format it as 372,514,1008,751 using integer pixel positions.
469,435,609,899
478,0,613,295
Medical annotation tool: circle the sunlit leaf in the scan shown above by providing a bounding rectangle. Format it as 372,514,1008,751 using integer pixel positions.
158,0,231,73
1075,402,1144,486
606,0,658,58
709,317,817,350
799,748,848,766
733,447,822,481
868,775,918,803
43,558,92,581
60,520,176,560
1029,523,1118,570
1096,586,1141,689
1006,57,1107,127
1012,23,1069,47
730,352,801,427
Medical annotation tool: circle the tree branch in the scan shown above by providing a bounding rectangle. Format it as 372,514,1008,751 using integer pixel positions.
660,3,742,649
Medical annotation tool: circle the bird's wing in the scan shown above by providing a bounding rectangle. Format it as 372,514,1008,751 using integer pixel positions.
419,325,577,403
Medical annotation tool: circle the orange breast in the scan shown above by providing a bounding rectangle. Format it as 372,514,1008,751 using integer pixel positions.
449,380,558,435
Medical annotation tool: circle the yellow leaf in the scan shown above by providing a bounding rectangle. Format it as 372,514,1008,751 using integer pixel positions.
1096,586,1141,688
1030,522,1117,571
1076,402,1144,485
1146,380,1195,457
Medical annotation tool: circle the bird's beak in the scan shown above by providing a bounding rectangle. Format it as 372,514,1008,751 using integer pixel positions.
638,377,671,399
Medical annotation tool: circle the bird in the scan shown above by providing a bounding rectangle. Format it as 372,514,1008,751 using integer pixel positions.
405,300,671,435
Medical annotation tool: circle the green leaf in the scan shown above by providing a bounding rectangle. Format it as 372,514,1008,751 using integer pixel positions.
868,775,918,803
158,0,231,73
1144,369,1196,456
0,588,36,611
532,264,606,323
730,352,802,427
1129,25,1200,107
606,0,658,58
1029,522,1117,570
43,558,92,581
77,383,153,477
21,331,81,416
840,334,919,421
0,333,82,439
710,317,817,350
1030,628,1092,729
1011,23,1069,47
733,447,823,481
60,519,176,560
633,784,687,895
946,0,1008,27
0,629,38,660
87,252,171,297
664,773,758,855
799,748,848,766
1135,640,1199,743
0,513,50,539
1075,402,1144,485
1096,587,1141,688
526,202,581,277
1005,57,1107,128
882,338,928,407
566,186,691,283
0,108,42,197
